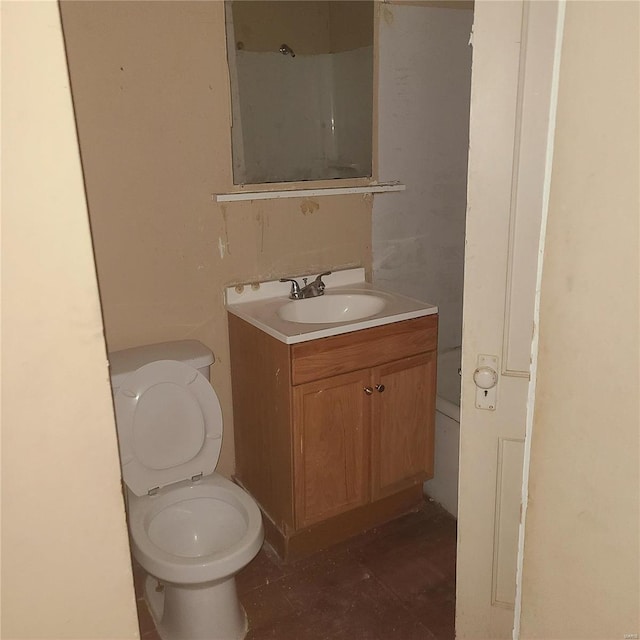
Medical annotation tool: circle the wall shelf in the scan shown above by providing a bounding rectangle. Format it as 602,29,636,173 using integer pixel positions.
214,181,405,203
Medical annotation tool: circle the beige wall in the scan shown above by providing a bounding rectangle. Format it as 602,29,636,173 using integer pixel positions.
520,1,639,637
2,1,139,638
329,2,375,52
232,1,332,54
59,1,372,477
232,1,373,54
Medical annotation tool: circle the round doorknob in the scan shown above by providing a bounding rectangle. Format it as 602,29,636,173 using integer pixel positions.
473,366,498,390
375,384,385,393
364,387,373,395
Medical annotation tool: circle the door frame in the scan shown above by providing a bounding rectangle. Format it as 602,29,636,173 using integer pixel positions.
456,1,567,637
512,3,566,637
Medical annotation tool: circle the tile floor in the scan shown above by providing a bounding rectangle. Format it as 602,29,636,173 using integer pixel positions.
135,497,456,640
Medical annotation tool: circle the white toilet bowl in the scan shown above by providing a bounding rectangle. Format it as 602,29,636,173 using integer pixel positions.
109,341,264,640
128,473,263,640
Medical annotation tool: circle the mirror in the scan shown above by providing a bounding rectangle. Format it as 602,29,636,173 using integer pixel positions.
225,1,374,185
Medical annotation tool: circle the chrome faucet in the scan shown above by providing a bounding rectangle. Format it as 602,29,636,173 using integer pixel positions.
280,272,331,300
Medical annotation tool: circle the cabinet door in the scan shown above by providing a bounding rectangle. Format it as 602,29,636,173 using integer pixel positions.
293,369,371,528
371,352,436,500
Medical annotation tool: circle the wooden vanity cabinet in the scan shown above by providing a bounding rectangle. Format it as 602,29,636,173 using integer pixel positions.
292,368,371,528
229,313,437,560
371,353,436,501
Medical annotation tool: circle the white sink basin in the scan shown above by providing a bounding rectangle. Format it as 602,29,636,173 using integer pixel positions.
277,293,387,324
226,268,438,344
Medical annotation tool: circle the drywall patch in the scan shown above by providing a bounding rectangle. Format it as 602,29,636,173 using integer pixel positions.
218,237,227,259
300,199,320,215
256,209,268,253
218,204,231,258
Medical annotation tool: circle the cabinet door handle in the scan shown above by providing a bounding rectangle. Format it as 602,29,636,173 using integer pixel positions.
364,386,373,395
375,384,385,393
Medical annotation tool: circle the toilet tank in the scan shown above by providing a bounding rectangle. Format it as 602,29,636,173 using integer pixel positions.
109,340,214,390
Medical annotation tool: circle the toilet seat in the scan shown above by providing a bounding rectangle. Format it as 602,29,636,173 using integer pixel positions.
114,360,222,496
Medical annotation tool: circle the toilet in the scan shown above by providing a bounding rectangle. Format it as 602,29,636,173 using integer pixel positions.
109,340,264,640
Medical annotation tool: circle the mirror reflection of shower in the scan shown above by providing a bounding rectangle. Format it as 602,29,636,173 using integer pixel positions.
225,1,374,185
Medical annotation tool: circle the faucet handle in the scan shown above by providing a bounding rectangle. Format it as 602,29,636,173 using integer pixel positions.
280,277,301,299
313,271,331,293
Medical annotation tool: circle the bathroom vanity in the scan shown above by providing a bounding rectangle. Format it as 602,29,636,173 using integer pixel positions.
227,270,438,560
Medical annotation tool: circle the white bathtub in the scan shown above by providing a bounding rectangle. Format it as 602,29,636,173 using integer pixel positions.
424,347,461,517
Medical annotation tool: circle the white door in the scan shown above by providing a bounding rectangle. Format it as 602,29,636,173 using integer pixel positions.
456,2,563,638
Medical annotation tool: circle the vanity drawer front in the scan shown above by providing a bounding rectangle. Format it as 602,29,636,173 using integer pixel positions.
291,315,438,385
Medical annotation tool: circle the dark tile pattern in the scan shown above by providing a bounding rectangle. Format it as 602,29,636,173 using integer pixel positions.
134,498,456,640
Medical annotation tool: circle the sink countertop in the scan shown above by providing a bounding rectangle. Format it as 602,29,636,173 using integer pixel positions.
225,268,438,345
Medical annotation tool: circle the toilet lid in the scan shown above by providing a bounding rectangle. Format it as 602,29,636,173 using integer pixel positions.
114,360,223,496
